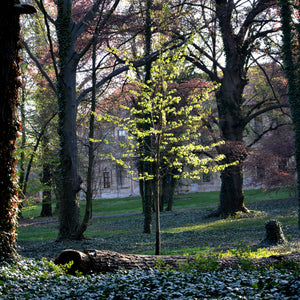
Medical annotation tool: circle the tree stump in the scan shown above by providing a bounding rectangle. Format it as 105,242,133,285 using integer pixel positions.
260,219,287,247
54,249,192,275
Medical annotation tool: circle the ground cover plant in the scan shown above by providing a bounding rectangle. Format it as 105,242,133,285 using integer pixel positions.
1,191,299,299
1,258,299,299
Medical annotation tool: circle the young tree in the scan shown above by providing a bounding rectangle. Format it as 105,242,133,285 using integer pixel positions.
99,49,231,254
0,1,35,261
280,0,300,229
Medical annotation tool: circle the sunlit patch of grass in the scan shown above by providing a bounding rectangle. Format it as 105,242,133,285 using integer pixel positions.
162,216,266,234
162,208,296,235
160,243,300,261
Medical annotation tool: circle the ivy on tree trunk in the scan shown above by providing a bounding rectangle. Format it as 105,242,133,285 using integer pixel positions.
280,0,300,229
0,1,36,261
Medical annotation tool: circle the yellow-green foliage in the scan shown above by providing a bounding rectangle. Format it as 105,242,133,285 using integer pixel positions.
96,46,235,182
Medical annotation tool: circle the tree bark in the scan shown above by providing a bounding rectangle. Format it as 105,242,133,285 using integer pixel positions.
214,0,249,216
280,0,300,229
54,249,190,275
40,134,53,217
217,141,248,216
0,1,21,261
54,249,300,275
56,1,82,240
142,0,154,234
0,1,35,261
40,162,53,217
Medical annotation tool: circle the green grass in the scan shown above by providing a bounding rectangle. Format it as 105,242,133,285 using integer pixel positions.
17,195,299,262
18,188,296,244
21,188,292,219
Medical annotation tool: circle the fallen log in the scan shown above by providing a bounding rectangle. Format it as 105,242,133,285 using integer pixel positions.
54,249,300,275
54,249,192,275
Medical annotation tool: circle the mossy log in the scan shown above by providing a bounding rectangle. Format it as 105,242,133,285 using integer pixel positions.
54,249,191,275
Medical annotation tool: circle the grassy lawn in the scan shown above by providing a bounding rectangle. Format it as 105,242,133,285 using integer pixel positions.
21,188,293,219
17,189,299,260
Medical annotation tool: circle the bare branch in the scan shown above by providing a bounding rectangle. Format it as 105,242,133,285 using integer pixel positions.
23,40,57,94
243,103,290,126
77,0,121,60
247,122,291,148
238,0,277,41
39,0,59,80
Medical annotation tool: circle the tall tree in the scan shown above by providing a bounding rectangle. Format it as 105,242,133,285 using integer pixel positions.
280,0,300,229
25,0,121,240
142,0,154,234
27,0,185,239
181,0,288,216
0,1,35,261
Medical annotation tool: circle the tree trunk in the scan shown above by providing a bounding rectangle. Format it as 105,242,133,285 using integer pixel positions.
215,75,248,216
19,87,26,194
40,162,53,217
142,0,154,234
214,0,249,216
280,0,300,229
56,64,82,239
76,38,97,237
161,174,176,211
0,1,21,261
56,1,82,240
54,249,190,275
54,249,300,275
40,134,53,217
0,1,35,261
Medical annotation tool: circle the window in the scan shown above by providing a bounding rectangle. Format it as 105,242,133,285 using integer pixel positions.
118,129,126,143
103,171,110,188
116,165,124,187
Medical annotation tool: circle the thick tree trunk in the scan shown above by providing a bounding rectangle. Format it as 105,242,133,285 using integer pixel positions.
215,0,249,216
0,1,21,261
0,1,35,261
56,2,82,239
57,64,82,240
280,0,300,229
216,75,248,216
55,249,190,275
219,165,248,216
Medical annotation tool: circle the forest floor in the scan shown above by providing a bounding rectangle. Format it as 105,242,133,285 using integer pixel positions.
18,197,300,261
2,197,299,299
